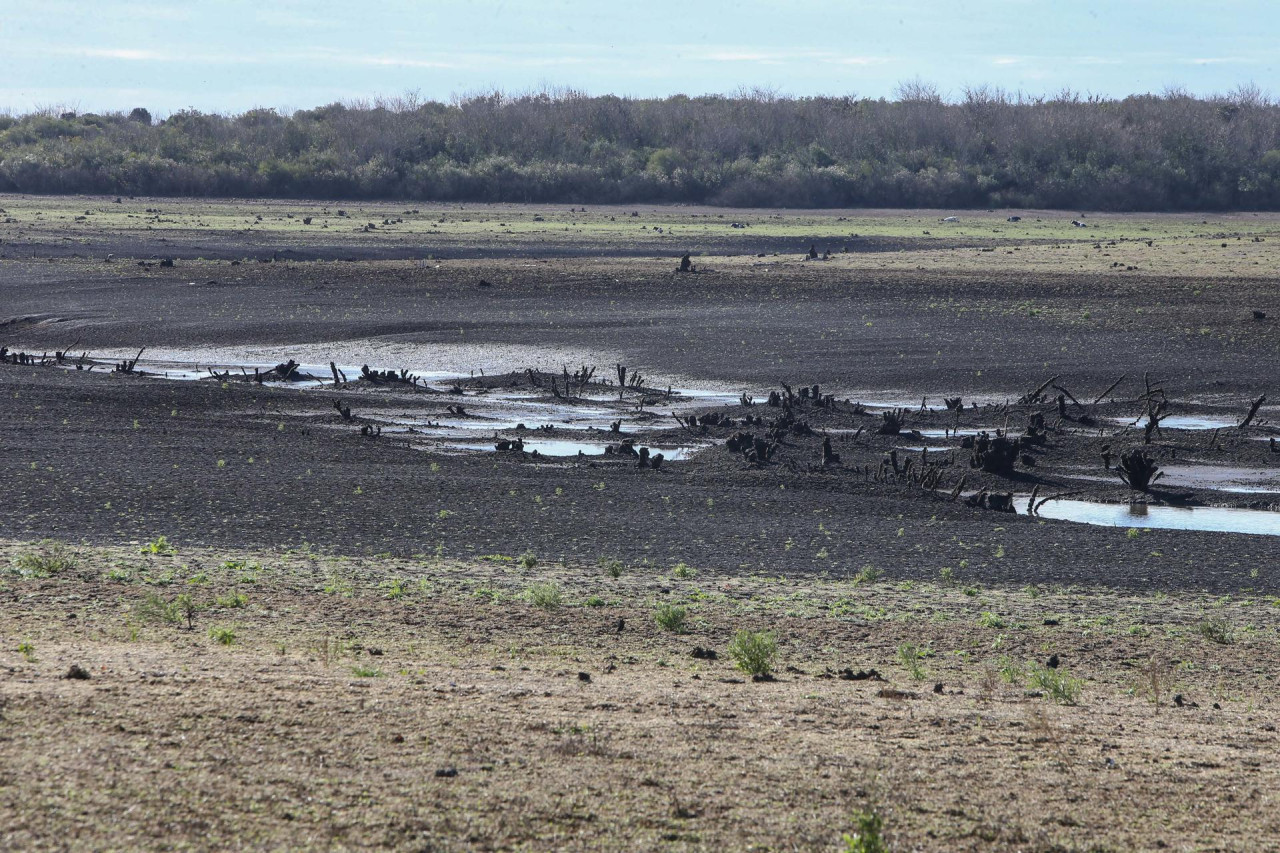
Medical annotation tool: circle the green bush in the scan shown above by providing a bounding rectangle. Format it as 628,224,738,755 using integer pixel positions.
526,582,563,610
842,810,888,853
12,540,78,577
1026,662,1082,704
727,630,778,677
209,625,236,646
654,604,688,633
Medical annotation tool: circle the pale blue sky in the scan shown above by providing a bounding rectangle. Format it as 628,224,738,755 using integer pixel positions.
1,0,1275,115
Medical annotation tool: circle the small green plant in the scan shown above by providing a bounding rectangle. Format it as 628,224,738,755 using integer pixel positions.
381,578,408,600
519,551,539,569
1027,662,1082,704
939,566,955,585
601,558,624,579
526,582,563,610
137,590,199,628
1126,527,1141,540
727,629,778,677
215,591,248,608
323,572,354,597
105,566,133,583
671,562,697,579
977,611,1006,629
473,585,501,602
998,656,1024,684
852,565,882,585
13,540,78,577
1197,614,1235,645
140,535,176,555
842,809,888,853
351,664,384,678
17,640,36,662
897,642,929,680
209,625,236,646
654,604,689,633
175,593,200,629
584,594,605,607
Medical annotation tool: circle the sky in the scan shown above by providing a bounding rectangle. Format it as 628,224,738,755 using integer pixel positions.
1,0,1276,115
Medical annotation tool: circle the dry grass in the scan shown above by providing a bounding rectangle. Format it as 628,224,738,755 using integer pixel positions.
1,538,1278,851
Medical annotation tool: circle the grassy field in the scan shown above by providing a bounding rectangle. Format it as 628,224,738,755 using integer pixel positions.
2,537,1278,851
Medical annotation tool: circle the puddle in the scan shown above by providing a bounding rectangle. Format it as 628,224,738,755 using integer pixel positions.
441,439,699,459
1022,498,1280,536
1160,465,1280,494
1064,465,1280,494
1110,415,1237,431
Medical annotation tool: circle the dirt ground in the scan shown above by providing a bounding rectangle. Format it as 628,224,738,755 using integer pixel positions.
1,539,1277,852
2,196,1280,849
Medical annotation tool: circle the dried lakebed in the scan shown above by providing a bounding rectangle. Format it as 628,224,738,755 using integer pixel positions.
7,341,1280,545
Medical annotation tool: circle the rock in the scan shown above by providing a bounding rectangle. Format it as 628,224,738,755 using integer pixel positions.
64,664,91,680
577,671,592,683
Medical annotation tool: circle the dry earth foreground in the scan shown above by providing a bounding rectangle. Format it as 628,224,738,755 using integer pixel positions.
1,539,1278,852
3,198,1280,850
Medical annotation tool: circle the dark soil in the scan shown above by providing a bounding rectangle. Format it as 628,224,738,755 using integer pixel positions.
2,205,1279,594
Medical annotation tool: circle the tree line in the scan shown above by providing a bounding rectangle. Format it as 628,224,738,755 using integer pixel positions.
2,86,1279,210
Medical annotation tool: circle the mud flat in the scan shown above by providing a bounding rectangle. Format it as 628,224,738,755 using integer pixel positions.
2,198,1280,848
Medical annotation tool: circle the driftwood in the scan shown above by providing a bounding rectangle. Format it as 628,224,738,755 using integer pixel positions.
1117,449,1162,491
1238,394,1266,430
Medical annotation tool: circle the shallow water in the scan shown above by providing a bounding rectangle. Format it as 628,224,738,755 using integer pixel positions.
444,439,699,459
1109,415,1237,431
1023,498,1280,536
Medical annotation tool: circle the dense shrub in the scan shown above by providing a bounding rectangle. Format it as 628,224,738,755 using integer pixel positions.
3,87,1279,209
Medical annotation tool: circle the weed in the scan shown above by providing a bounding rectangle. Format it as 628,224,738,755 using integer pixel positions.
140,535,176,555
137,590,199,628
526,582,563,610
842,810,888,853
997,655,1023,684
1027,662,1082,704
584,594,605,607
977,611,1006,629
17,641,35,662
209,625,236,646
351,664,384,678
601,558,624,579
671,562,697,579
323,573,354,597
655,604,689,633
728,630,778,677
939,566,955,585
1140,656,1174,713
519,551,539,569
12,540,78,577
852,565,882,585
473,586,501,603
896,643,929,680
381,578,408,600
1197,614,1235,645
215,591,248,608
